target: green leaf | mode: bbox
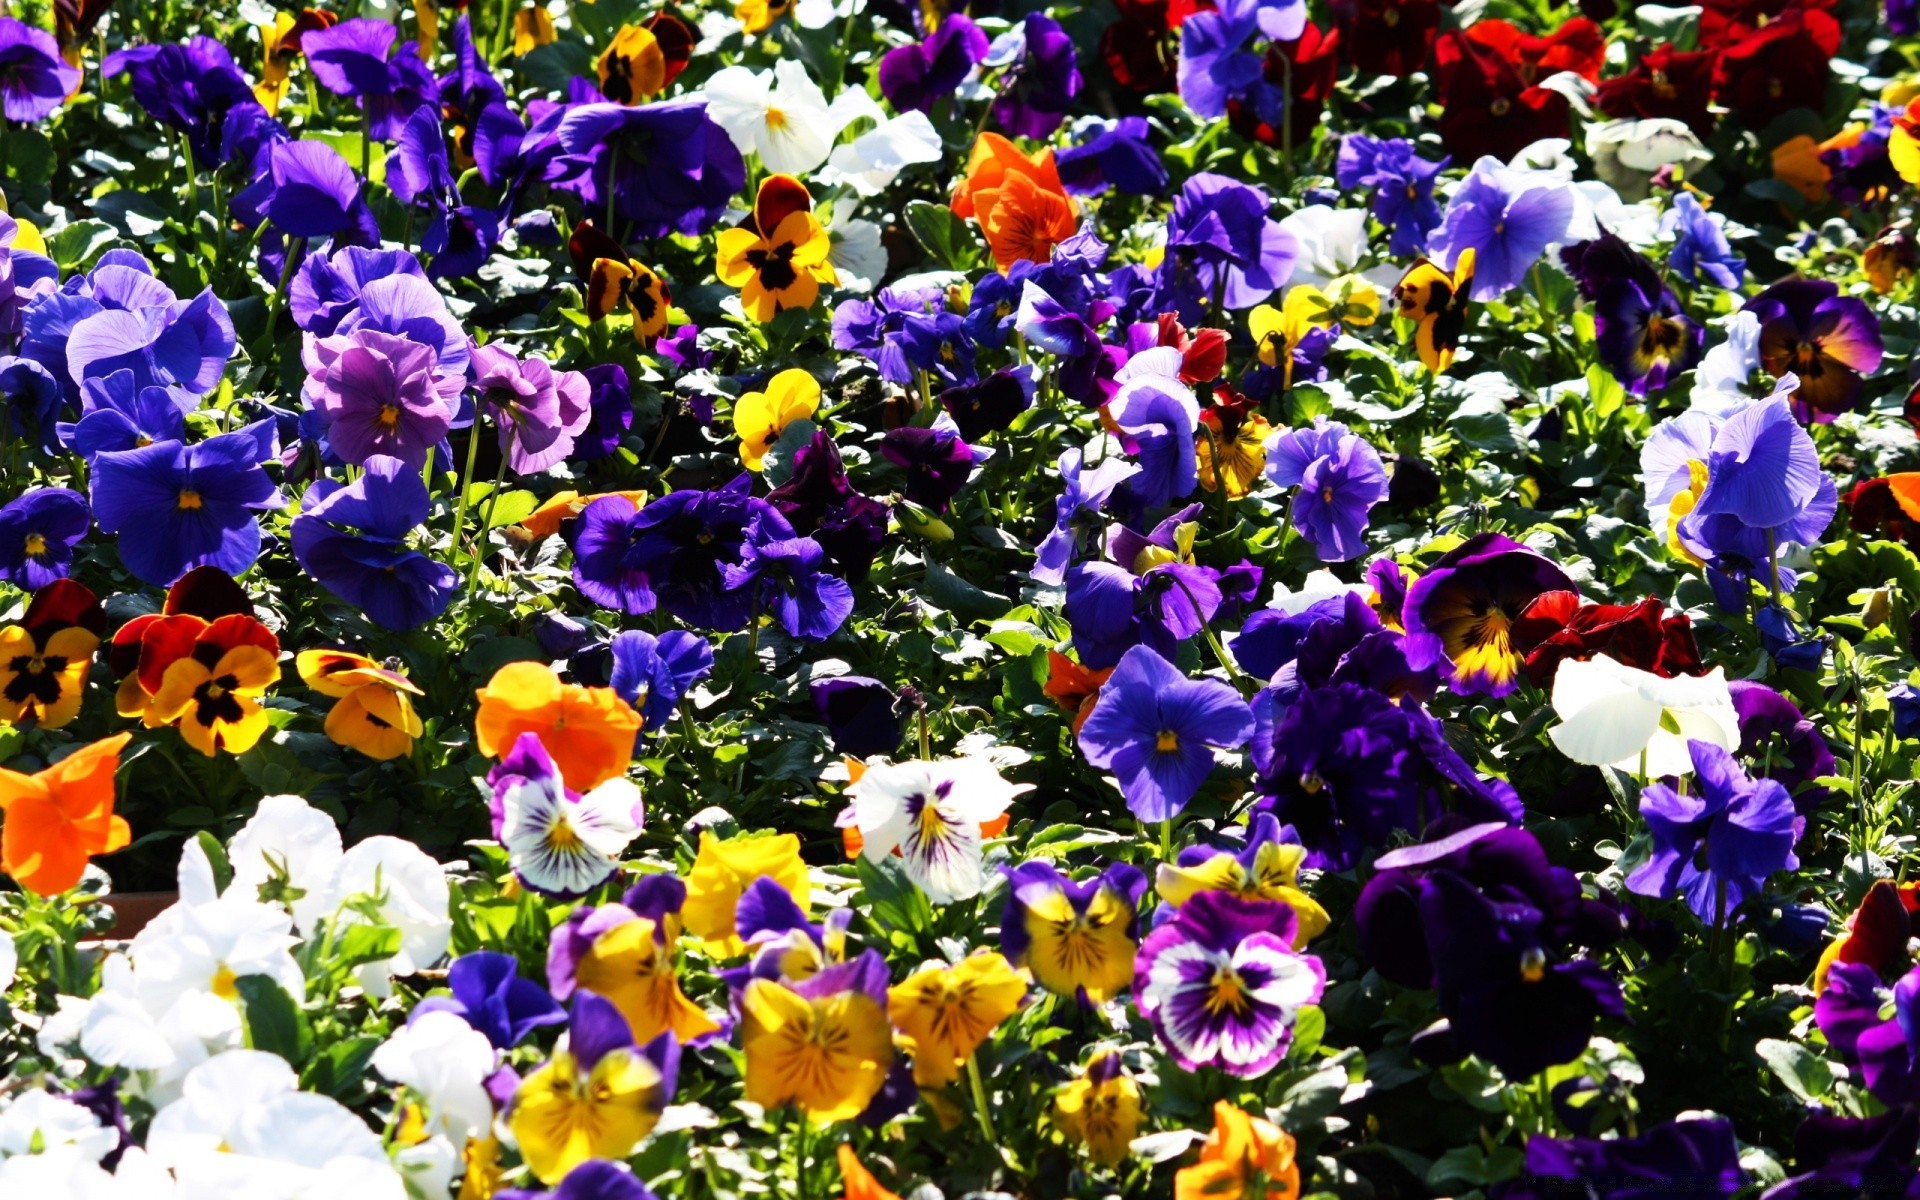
[904,200,977,270]
[335,923,404,969]
[194,832,234,894]
[760,418,819,487]
[461,637,544,679]
[235,975,314,1066]
[300,1035,382,1103]
[1289,385,1335,425]
[485,489,541,529]
[1755,1038,1834,1104]
[922,564,1012,624]
[45,220,123,273]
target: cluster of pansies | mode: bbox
[4,0,1920,1193]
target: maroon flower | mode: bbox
[1594,44,1717,136]
[1844,477,1920,550]
[1432,29,1572,161]
[1100,0,1180,93]
[1460,17,1606,86]
[1509,591,1704,688]
[1711,8,1840,129]
[1331,0,1438,77]
[1698,0,1837,47]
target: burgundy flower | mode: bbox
[1331,0,1438,77]
[1711,9,1840,129]
[1432,30,1572,161]
[1745,278,1884,422]
[1509,591,1704,689]
[1460,16,1605,86]
[1100,0,1179,93]
[1594,44,1717,136]
[1698,0,1837,46]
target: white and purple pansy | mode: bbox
[488,731,644,898]
[1134,888,1326,1077]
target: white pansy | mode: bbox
[148,1051,405,1200]
[822,110,943,197]
[1548,655,1739,778]
[795,0,860,27]
[1587,118,1712,203]
[1278,207,1370,288]
[324,837,452,998]
[0,1090,117,1162]
[495,744,645,898]
[393,1135,459,1200]
[372,1011,497,1145]
[1266,569,1373,614]
[829,214,888,293]
[1689,310,1765,417]
[704,59,839,176]
[226,795,345,935]
[0,1145,174,1198]
[846,757,1028,903]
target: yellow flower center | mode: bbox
[1519,947,1547,983]
[212,963,239,999]
[765,105,788,131]
[378,404,402,429]
[23,533,46,556]
[1205,965,1251,1015]
[1156,729,1180,752]
[178,489,204,510]
[549,818,583,852]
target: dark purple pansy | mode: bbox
[289,454,457,630]
[810,676,903,759]
[0,487,90,590]
[412,950,566,1050]
[879,14,987,114]
[988,14,1083,138]
[1745,278,1885,423]
[0,16,81,123]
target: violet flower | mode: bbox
[302,18,436,141]
[101,36,255,166]
[471,342,593,474]
[89,426,286,586]
[1156,173,1297,324]
[1626,738,1799,925]
[608,629,713,732]
[1264,419,1388,561]
[1177,0,1305,120]
[1427,158,1576,301]
[878,14,987,114]
[553,100,746,240]
[411,951,566,1051]
[1335,136,1446,258]
[0,17,81,123]
[290,455,457,630]
[987,14,1083,138]
[1077,643,1253,821]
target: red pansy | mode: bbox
[1594,44,1718,136]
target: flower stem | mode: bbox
[966,1052,998,1149]
[465,434,512,605]
[449,425,484,581]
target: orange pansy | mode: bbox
[474,660,643,790]
[0,732,133,894]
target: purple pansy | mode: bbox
[1077,643,1254,822]
[0,487,90,590]
[290,455,457,630]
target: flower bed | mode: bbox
[0,0,1918,1194]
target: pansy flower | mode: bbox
[89,425,286,588]
[491,729,641,898]
[1197,395,1273,501]
[1431,27,1575,160]
[735,368,819,472]
[0,732,132,894]
[740,951,894,1122]
[845,757,1024,904]
[0,16,83,122]
[1429,158,1574,302]
[988,13,1084,138]
[568,222,672,346]
[1509,591,1703,688]
[1497,1118,1744,1198]
[143,613,281,756]
[295,649,425,761]
[888,951,1027,1088]
[1745,279,1884,422]
[0,579,104,730]
[682,830,810,957]
[413,950,566,1051]
[1597,44,1717,136]
[595,22,672,105]
[0,487,88,591]
[1156,173,1297,323]
[1392,248,1475,374]
[1402,531,1575,697]
[766,432,890,584]
[1176,1102,1301,1200]
[548,877,722,1047]
[1000,861,1147,1003]
[301,326,458,469]
[552,99,746,240]
[507,991,679,1184]
[474,660,643,791]
[953,135,1080,272]
[1247,289,1340,393]
[1264,419,1389,562]
[255,7,337,114]
[1052,1051,1144,1168]
[104,564,251,720]
[716,175,837,324]
[1135,890,1325,1077]
[290,455,457,631]
[1077,644,1254,822]
[607,629,713,734]
[1042,652,1114,734]
[1710,9,1841,129]
[301,17,435,141]
[1625,738,1799,924]
[880,13,987,114]
[1157,814,1329,946]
